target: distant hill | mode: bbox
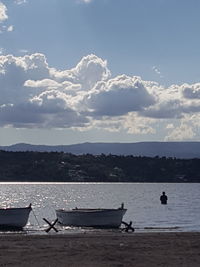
[0,142,200,159]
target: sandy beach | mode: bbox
[0,232,199,266]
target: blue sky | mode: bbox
[0,0,200,145]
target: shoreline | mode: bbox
[0,232,200,266]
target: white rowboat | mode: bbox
[56,204,127,228]
[0,204,32,229]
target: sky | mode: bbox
[0,0,200,145]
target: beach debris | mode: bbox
[43,218,58,233]
[121,221,135,232]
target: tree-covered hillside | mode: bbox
[0,150,200,182]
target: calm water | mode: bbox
[0,182,199,234]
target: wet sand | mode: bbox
[0,232,200,266]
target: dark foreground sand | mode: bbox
[0,232,200,267]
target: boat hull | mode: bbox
[0,206,32,229]
[56,208,127,228]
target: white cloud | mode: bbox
[7,25,14,32]
[123,113,156,135]
[141,99,183,119]
[0,2,8,22]
[79,0,93,3]
[0,47,4,54]
[91,118,123,133]
[0,52,200,141]
[14,0,27,4]
[165,113,200,141]
[19,49,29,54]
[0,53,50,106]
[83,75,155,116]
[0,53,93,128]
[51,54,111,90]
[165,122,195,141]
[181,83,200,99]
[152,66,160,75]
[152,66,163,78]
[25,79,61,89]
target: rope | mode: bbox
[31,208,41,228]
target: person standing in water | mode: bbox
[160,192,168,204]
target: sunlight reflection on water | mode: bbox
[0,182,199,234]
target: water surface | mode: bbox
[0,182,199,234]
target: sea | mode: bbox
[0,182,199,234]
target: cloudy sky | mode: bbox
[0,0,200,145]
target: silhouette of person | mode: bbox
[160,192,168,204]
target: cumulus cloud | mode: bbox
[0,53,50,106]
[181,83,200,99]
[0,52,200,141]
[0,53,109,128]
[83,75,155,116]
[141,99,183,119]
[165,122,195,141]
[123,113,156,135]
[51,54,111,90]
